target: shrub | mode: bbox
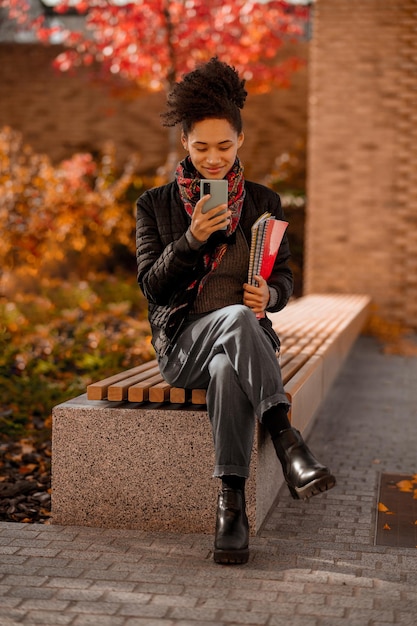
[0,274,154,439]
[0,128,164,439]
[0,126,143,277]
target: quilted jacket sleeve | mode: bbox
[136,185,204,306]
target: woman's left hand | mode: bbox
[243,275,270,314]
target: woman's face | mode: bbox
[181,118,244,179]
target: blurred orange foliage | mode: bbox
[0,127,159,440]
[0,126,141,277]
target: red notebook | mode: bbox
[259,218,289,280]
[247,213,288,319]
[248,213,288,285]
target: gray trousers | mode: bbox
[158,305,290,478]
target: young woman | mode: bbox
[136,58,335,565]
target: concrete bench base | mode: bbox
[52,397,284,535]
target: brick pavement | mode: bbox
[1,335,417,626]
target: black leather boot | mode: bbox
[213,487,249,565]
[273,428,336,500]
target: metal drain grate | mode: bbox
[375,473,417,548]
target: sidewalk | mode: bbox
[1,334,417,626]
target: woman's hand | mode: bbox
[190,194,231,242]
[243,275,270,314]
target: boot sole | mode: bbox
[288,474,336,500]
[213,547,249,565]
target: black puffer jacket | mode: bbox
[136,179,293,356]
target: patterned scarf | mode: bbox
[176,156,246,294]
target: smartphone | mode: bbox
[200,179,228,214]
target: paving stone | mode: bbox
[168,606,221,621]
[202,597,251,611]
[55,588,105,602]
[79,568,131,581]
[35,566,85,578]
[66,600,120,615]
[1,574,49,587]
[0,596,23,608]
[268,618,318,626]
[8,586,56,600]
[24,611,75,625]
[45,577,94,590]
[19,598,71,611]
[218,609,269,624]
[90,580,137,592]
[117,603,170,618]
[125,617,176,626]
[149,594,198,608]
[103,590,152,604]
[0,609,29,623]
[72,616,125,626]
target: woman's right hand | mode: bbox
[190,195,231,243]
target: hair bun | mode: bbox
[161,57,247,132]
[204,57,247,109]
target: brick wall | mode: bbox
[305,0,417,329]
[0,42,308,182]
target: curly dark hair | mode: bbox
[161,57,248,135]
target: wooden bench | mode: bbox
[52,294,371,535]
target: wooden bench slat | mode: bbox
[128,373,165,403]
[149,381,173,403]
[170,387,190,404]
[191,389,207,405]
